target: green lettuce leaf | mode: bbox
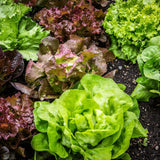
[131,36,160,101]
[17,16,49,61]
[0,1,49,61]
[31,74,147,160]
[0,1,30,50]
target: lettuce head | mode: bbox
[31,74,147,160]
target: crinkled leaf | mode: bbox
[0,1,30,50]
[14,0,67,7]
[103,0,160,63]
[0,2,49,61]
[17,17,49,61]
[24,36,109,99]
[34,0,105,42]
[0,93,35,143]
[142,46,160,81]
[31,74,147,159]
[131,82,159,102]
[0,48,24,92]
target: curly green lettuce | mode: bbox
[0,0,49,61]
[103,0,160,63]
[31,74,147,160]
[131,36,160,101]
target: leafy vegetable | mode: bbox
[0,93,35,158]
[103,0,160,63]
[0,92,35,140]
[0,0,49,61]
[31,74,147,160]
[131,36,160,101]
[34,0,105,42]
[14,0,68,7]
[0,92,35,155]
[14,0,114,9]
[0,47,24,93]
[12,35,114,100]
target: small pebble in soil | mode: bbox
[118,66,122,70]
[155,146,159,151]
[132,79,137,84]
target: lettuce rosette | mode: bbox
[31,74,147,160]
[12,35,114,100]
[103,0,160,63]
[131,36,160,101]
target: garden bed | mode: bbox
[0,0,160,160]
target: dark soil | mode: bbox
[107,59,160,160]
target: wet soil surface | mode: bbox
[107,59,160,160]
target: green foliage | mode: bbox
[0,1,49,61]
[103,0,160,63]
[31,74,147,160]
[131,36,160,101]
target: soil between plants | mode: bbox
[107,59,160,160]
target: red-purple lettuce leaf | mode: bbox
[0,47,24,92]
[34,0,105,42]
[20,35,113,99]
[0,93,35,141]
[14,0,67,7]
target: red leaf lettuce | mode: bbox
[0,93,35,141]
[34,0,105,42]
[12,35,114,100]
[0,47,24,93]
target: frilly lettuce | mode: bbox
[0,0,49,61]
[14,0,68,7]
[31,74,147,160]
[103,0,160,63]
[0,92,35,158]
[34,0,105,43]
[12,35,114,100]
[131,36,160,101]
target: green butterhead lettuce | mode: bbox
[131,36,160,101]
[103,0,160,63]
[0,0,49,61]
[31,74,147,160]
